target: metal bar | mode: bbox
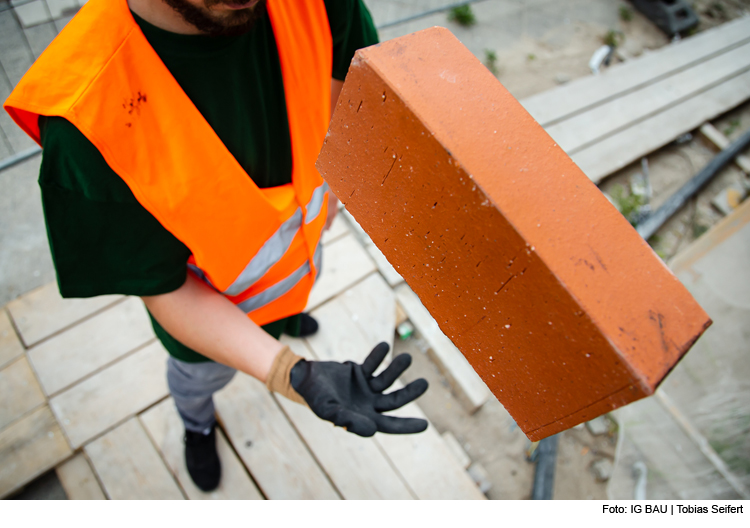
[0,145,42,172]
[531,434,559,500]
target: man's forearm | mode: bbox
[144,79,344,381]
[142,272,284,382]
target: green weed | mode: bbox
[692,223,709,239]
[609,184,646,226]
[603,29,624,48]
[448,5,476,27]
[723,119,741,137]
[619,5,633,22]
[484,49,499,75]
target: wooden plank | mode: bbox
[53,12,76,33]
[28,297,154,396]
[0,309,24,370]
[612,396,741,499]
[6,282,122,347]
[395,283,490,414]
[336,273,397,351]
[657,390,749,499]
[85,417,184,500]
[13,1,52,28]
[321,210,350,245]
[521,16,750,127]
[56,453,106,500]
[340,207,370,242]
[214,372,340,500]
[546,42,750,155]
[441,431,471,470]
[573,69,750,182]
[305,233,377,311]
[23,20,56,59]
[365,240,405,287]
[0,405,72,498]
[0,9,35,87]
[140,397,264,500]
[306,296,485,500]
[0,70,14,159]
[0,10,38,155]
[337,208,406,287]
[700,122,750,174]
[0,355,46,430]
[45,0,79,20]
[50,341,169,448]
[278,336,414,499]
[373,401,485,499]
[396,302,408,327]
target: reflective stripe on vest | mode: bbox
[236,244,323,314]
[223,181,328,297]
[4,0,333,326]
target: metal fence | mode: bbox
[0,0,85,167]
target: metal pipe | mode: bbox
[0,146,42,173]
[531,434,559,500]
[636,127,750,240]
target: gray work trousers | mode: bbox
[166,356,237,433]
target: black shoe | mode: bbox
[184,426,221,492]
[298,312,319,337]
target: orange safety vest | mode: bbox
[4,0,333,326]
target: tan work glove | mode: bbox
[265,345,307,406]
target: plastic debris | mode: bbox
[589,45,614,74]
[633,461,648,500]
[396,321,414,340]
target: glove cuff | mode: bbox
[265,345,307,406]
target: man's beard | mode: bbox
[162,0,267,37]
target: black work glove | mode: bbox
[289,342,429,437]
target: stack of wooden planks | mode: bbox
[521,16,750,183]
[0,215,484,500]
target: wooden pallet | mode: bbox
[521,16,750,183]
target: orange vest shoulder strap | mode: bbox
[5,0,332,294]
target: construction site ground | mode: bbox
[380,0,750,500]
[2,0,749,500]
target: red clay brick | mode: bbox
[316,28,711,440]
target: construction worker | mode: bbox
[4,0,428,492]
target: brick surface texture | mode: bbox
[316,28,711,440]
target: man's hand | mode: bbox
[290,342,429,437]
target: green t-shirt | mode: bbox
[38,1,378,362]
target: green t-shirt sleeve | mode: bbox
[325,0,379,80]
[38,115,191,298]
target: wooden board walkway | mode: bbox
[0,215,485,499]
[520,15,750,183]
